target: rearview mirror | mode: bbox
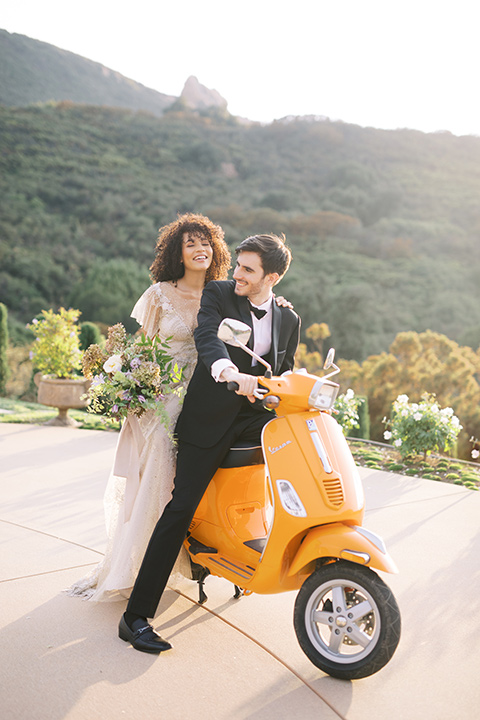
[217,318,252,347]
[218,318,272,377]
[323,348,336,370]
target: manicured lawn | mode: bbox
[0,398,120,432]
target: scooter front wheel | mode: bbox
[294,560,401,680]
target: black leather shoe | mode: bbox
[118,614,172,654]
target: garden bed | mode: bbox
[1,399,479,491]
[349,439,480,491]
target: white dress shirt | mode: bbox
[211,295,274,381]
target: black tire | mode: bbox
[294,560,401,680]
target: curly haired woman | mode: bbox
[68,213,231,600]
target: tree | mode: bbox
[0,303,9,395]
[295,323,332,373]
[69,259,150,332]
[295,343,323,374]
[306,322,331,360]
[79,321,103,351]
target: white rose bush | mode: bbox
[81,323,182,426]
[383,392,462,460]
[334,388,365,437]
[470,436,480,462]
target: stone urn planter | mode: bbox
[27,308,89,428]
[35,374,90,427]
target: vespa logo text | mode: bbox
[269,441,292,455]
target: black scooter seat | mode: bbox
[220,442,264,468]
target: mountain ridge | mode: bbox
[0,29,227,116]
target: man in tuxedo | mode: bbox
[119,234,300,653]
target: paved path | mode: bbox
[1,423,479,719]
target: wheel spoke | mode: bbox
[348,600,373,621]
[328,628,345,654]
[347,624,373,648]
[331,585,346,612]
[312,610,333,626]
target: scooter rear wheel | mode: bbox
[294,560,401,680]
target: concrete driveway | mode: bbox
[1,423,479,719]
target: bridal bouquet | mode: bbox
[82,323,183,427]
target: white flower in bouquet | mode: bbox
[103,355,123,374]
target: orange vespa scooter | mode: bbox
[184,319,401,680]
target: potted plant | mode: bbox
[27,307,89,426]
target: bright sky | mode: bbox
[3,0,480,136]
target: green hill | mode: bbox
[0,29,174,115]
[1,101,480,361]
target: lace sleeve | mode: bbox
[131,284,169,339]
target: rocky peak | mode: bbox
[180,75,227,111]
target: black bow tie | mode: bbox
[249,304,267,320]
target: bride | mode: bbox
[68,213,231,601]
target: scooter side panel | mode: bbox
[190,465,268,548]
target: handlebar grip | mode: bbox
[227,381,240,392]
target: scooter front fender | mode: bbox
[288,522,399,577]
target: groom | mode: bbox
[119,233,300,653]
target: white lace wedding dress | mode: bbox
[67,282,199,601]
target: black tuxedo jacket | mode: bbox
[175,280,300,448]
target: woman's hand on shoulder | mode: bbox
[274,295,293,309]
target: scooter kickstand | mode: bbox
[197,568,209,604]
[233,585,243,599]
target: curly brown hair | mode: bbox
[150,213,231,284]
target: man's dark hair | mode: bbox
[235,234,292,278]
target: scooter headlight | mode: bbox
[308,380,339,411]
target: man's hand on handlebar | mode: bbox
[221,368,258,402]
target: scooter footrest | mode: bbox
[187,536,218,555]
[243,538,267,553]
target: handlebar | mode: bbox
[226,380,268,400]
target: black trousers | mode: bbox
[126,406,271,619]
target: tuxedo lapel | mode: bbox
[271,301,281,373]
